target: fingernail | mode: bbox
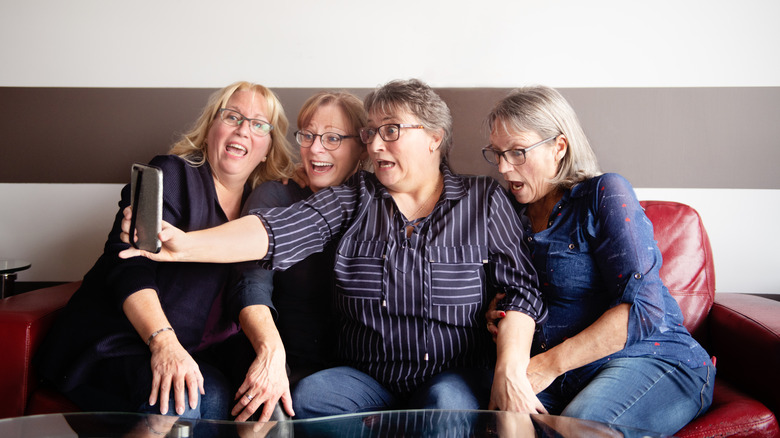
[499,311,506,318]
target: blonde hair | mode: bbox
[486,86,601,189]
[363,79,453,165]
[169,81,296,188]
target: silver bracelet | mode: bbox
[146,327,174,346]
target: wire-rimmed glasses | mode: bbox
[481,135,558,166]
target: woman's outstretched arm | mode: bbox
[119,207,269,263]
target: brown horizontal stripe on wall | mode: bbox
[1,87,778,189]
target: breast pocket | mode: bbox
[428,245,487,326]
[546,241,597,300]
[335,238,386,300]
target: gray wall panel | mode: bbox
[1,87,777,188]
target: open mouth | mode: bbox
[226,143,248,157]
[509,181,524,191]
[376,160,395,169]
[310,161,334,173]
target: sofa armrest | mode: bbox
[708,293,780,415]
[0,282,80,418]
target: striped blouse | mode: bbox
[252,164,546,395]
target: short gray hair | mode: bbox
[364,79,453,165]
[486,85,601,189]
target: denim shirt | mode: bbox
[518,173,712,374]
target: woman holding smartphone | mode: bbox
[35,81,297,420]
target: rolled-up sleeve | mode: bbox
[591,173,667,345]
[489,186,547,323]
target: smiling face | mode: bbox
[205,89,272,186]
[490,124,566,206]
[301,103,366,192]
[366,108,442,195]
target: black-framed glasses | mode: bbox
[482,135,558,166]
[294,129,359,151]
[218,108,274,136]
[359,123,424,144]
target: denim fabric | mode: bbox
[537,356,715,435]
[517,173,715,432]
[291,366,492,419]
[517,173,711,369]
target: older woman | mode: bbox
[228,91,368,421]
[35,81,297,420]
[119,79,547,419]
[484,86,714,435]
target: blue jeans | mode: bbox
[537,356,715,435]
[291,366,493,419]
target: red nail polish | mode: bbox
[499,311,506,318]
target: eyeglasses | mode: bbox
[482,135,558,166]
[359,123,424,144]
[218,108,274,136]
[294,129,359,151]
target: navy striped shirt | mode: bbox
[252,165,546,394]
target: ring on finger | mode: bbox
[246,394,254,402]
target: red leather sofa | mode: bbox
[0,201,778,436]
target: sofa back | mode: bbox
[640,200,716,344]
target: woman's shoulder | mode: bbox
[245,180,310,210]
[148,154,213,183]
[573,172,634,197]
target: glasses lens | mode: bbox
[220,109,241,126]
[359,128,375,143]
[482,148,499,165]
[322,133,342,150]
[250,121,273,136]
[378,124,400,142]
[505,150,525,165]
[296,130,315,146]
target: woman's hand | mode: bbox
[490,311,547,414]
[490,363,548,414]
[148,331,204,415]
[119,206,189,261]
[232,345,292,422]
[486,292,507,342]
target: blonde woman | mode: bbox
[36,81,296,420]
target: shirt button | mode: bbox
[568,243,575,250]
[548,221,553,227]
[541,343,547,350]
[527,236,533,242]
[634,273,642,279]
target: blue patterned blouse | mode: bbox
[516,173,712,377]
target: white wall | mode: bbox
[1,0,778,294]
[1,0,778,88]
[2,184,778,294]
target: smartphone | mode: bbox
[130,163,163,253]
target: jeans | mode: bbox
[537,356,715,435]
[291,366,493,419]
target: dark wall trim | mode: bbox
[2,87,778,188]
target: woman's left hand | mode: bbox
[232,345,292,422]
[490,364,548,414]
[486,292,507,342]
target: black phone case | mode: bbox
[130,163,163,253]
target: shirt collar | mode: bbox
[374,162,467,201]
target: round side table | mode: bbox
[0,259,31,298]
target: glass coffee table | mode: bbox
[0,410,668,437]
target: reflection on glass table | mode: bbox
[0,410,669,437]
